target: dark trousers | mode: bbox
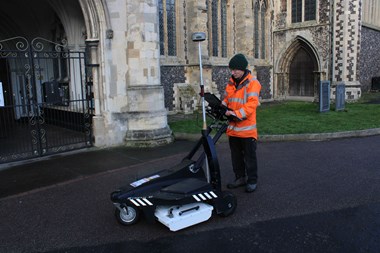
[228,136,258,184]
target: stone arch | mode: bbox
[48,0,112,144]
[44,0,111,119]
[275,36,321,99]
[78,0,111,41]
[76,0,112,122]
[0,0,114,160]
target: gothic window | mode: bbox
[220,0,227,57]
[208,0,228,58]
[292,0,316,23]
[260,2,266,58]
[159,2,164,55]
[362,0,380,28]
[292,0,302,23]
[159,0,177,56]
[254,2,259,58]
[253,0,267,59]
[304,0,316,21]
[211,0,219,57]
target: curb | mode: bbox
[173,128,380,142]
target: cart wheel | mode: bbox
[115,205,140,225]
[218,191,237,217]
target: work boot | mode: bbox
[227,177,246,189]
[245,183,257,193]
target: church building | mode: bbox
[0,0,379,163]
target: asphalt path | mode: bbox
[0,136,379,253]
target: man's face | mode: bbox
[231,69,245,79]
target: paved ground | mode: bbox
[0,140,196,199]
[0,134,379,253]
[1,92,380,253]
[2,126,380,200]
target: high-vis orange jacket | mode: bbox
[222,71,261,139]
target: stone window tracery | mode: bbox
[208,0,228,58]
[159,0,177,56]
[291,0,316,23]
[253,0,267,59]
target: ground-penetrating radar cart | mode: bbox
[110,32,237,231]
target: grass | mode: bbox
[169,92,380,135]
[168,113,207,134]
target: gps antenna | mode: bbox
[192,32,207,131]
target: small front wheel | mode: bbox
[218,191,237,217]
[115,205,140,225]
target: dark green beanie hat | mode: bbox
[229,53,248,70]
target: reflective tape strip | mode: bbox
[193,195,201,202]
[193,192,218,202]
[233,79,249,91]
[128,198,153,207]
[198,194,207,201]
[129,199,140,207]
[228,93,259,105]
[239,108,246,119]
[244,87,247,103]
[247,92,259,98]
[204,192,212,199]
[228,124,257,132]
[136,198,146,206]
[228,97,244,104]
[143,198,153,206]
[209,191,218,198]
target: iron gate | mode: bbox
[0,37,93,164]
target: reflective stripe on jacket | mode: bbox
[222,71,261,139]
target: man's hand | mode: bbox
[225,110,235,116]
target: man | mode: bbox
[222,53,261,193]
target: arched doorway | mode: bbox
[289,47,316,96]
[276,36,320,100]
[0,0,95,163]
